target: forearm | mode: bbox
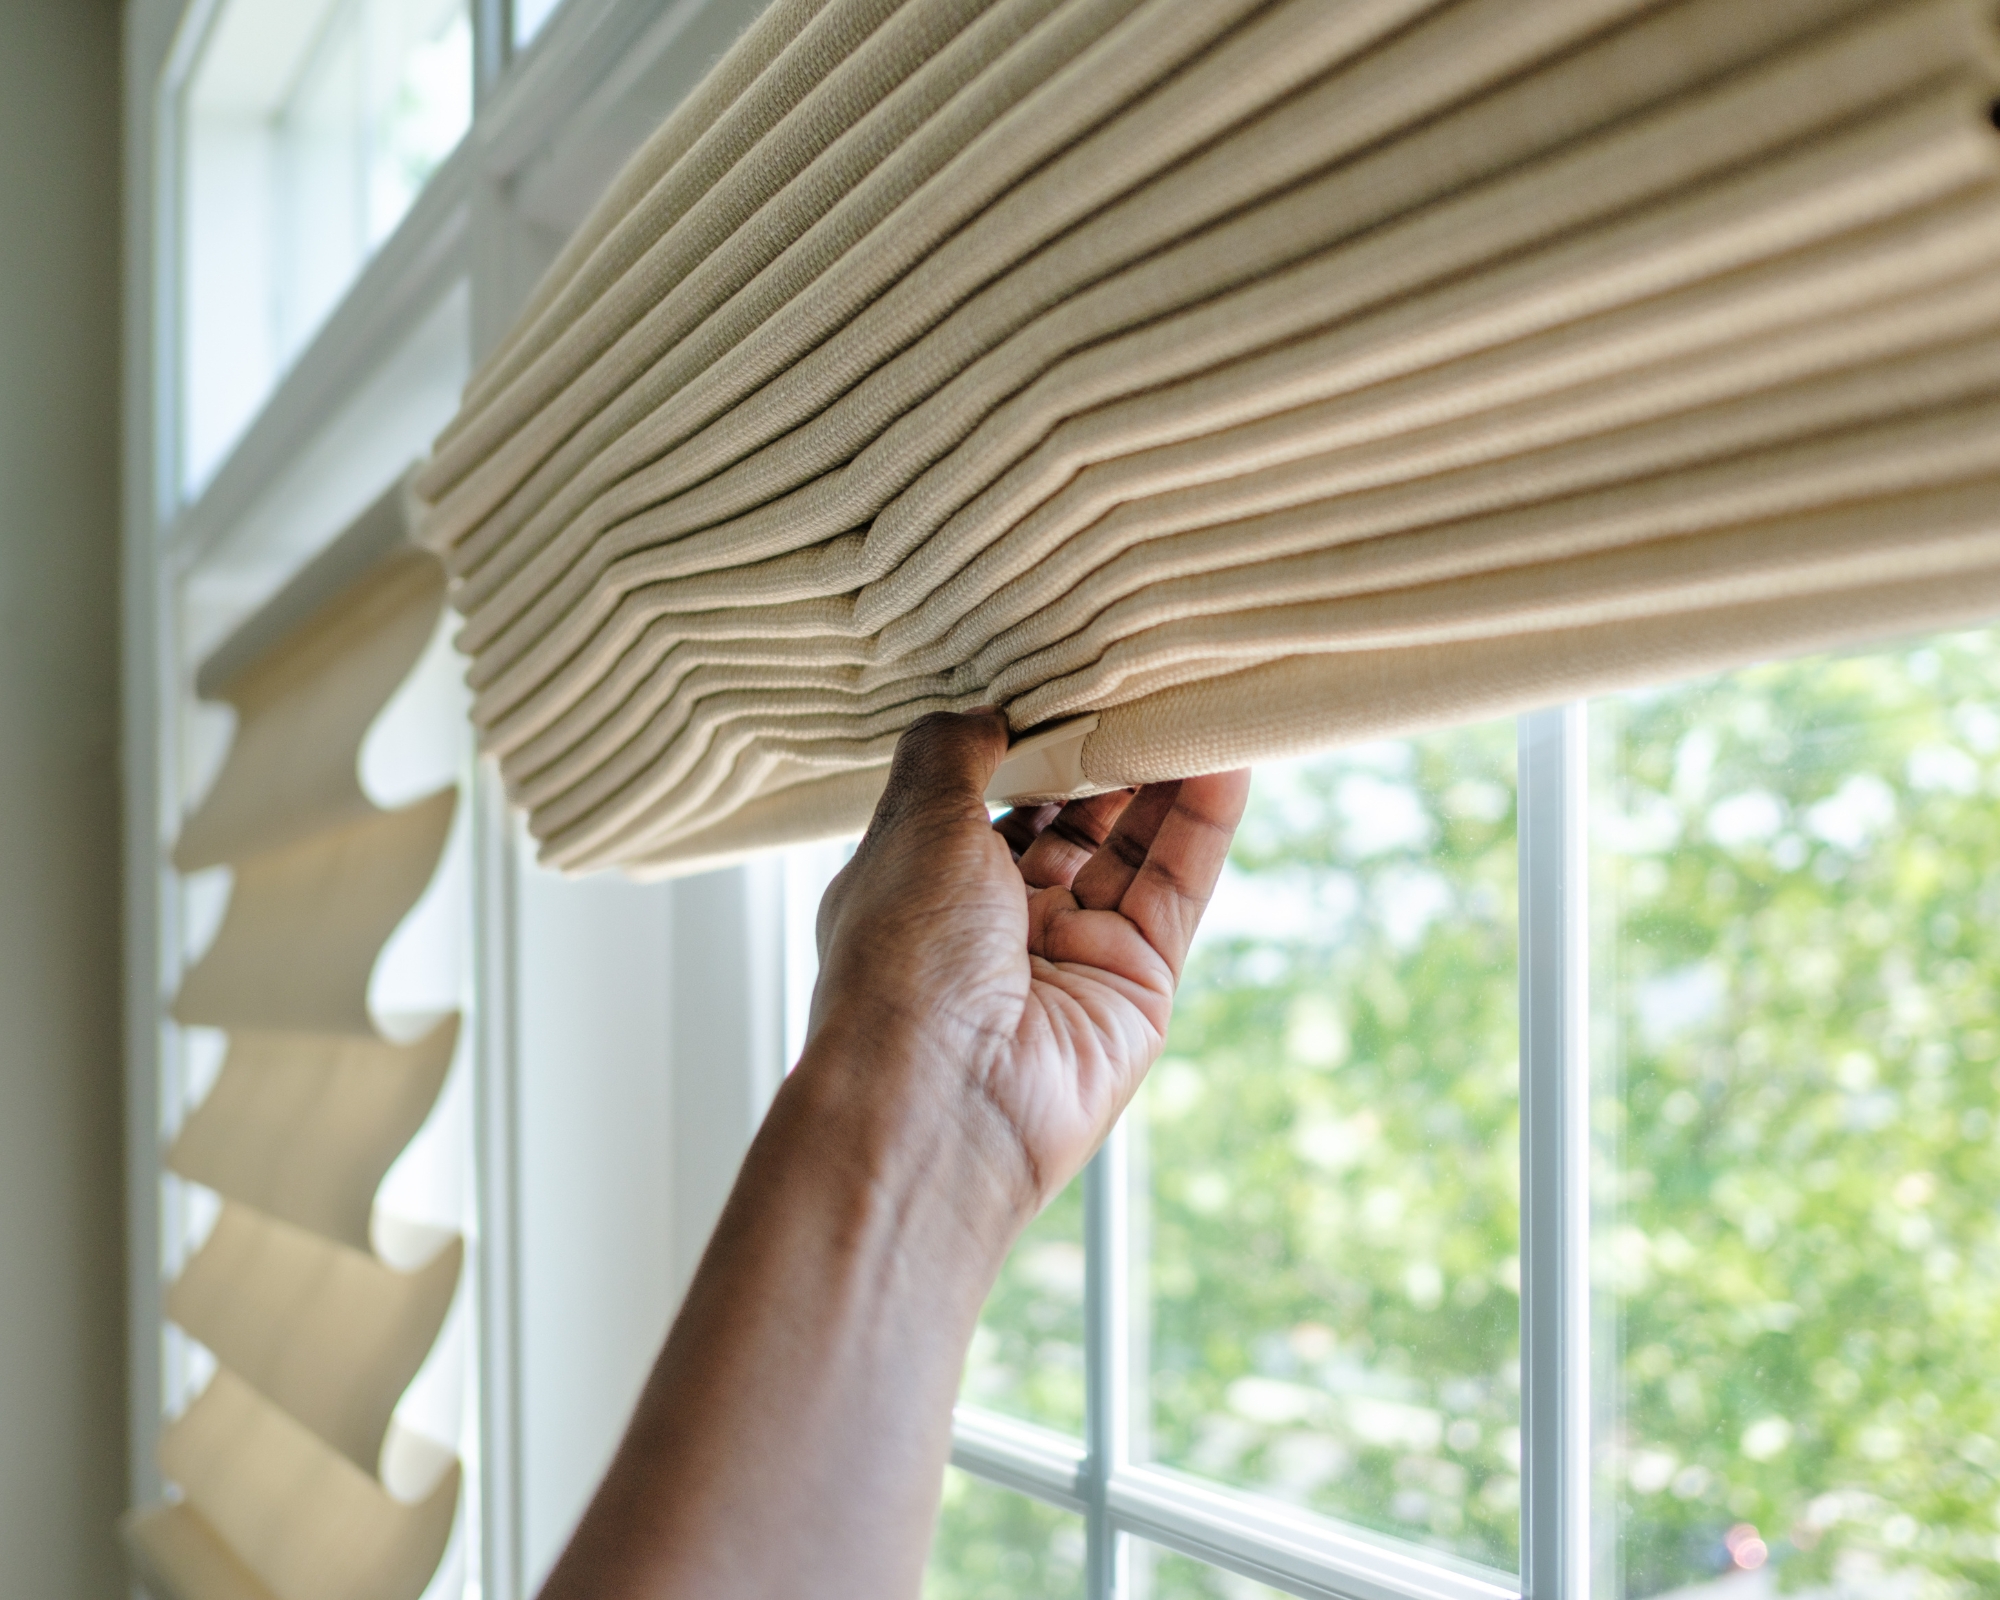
[531,715,1245,1598]
[538,1028,1029,1600]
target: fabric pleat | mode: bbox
[417,0,2000,875]
[167,1022,458,1253]
[166,1206,462,1476]
[172,793,458,1036]
[125,501,462,1600]
[125,1503,274,1600]
[143,1371,460,1600]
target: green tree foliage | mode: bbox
[1138,725,1522,1574]
[959,1176,1087,1436]
[1596,633,2000,1598]
[1135,1545,1291,1597]
[926,1467,1084,1600]
[930,631,2000,1599]
[932,726,1525,1595]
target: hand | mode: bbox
[537,712,1246,1600]
[805,710,1249,1218]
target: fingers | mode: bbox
[863,708,1010,847]
[815,710,1025,1037]
[993,803,1058,859]
[1069,782,1182,909]
[1013,789,1135,889]
[1070,770,1250,979]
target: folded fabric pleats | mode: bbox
[125,483,462,1600]
[417,0,2000,875]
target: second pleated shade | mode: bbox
[125,482,464,1600]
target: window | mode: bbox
[128,1,2000,1597]
[180,0,472,489]
[931,1467,1088,1600]
[919,729,1536,1600]
[1132,729,1520,1568]
[912,633,2000,1600]
[512,0,566,50]
[136,4,784,1599]
[1593,632,2000,1597]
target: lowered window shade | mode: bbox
[125,479,463,1600]
[415,0,2000,876]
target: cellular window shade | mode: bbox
[416,0,2000,876]
[124,480,463,1600]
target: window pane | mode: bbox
[514,0,565,47]
[962,1175,1086,1435]
[184,0,472,490]
[1136,729,1522,1569]
[1132,1542,1292,1599]
[1592,631,2000,1597]
[925,1467,1085,1600]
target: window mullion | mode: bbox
[471,763,524,1600]
[1517,706,1591,1600]
[1084,1126,1129,1596]
[473,0,511,105]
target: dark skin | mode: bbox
[538,710,1250,1600]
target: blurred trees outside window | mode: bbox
[928,628,2000,1600]
[1595,631,2000,1599]
[1133,724,1521,1573]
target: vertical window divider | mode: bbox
[1085,1124,1130,1597]
[472,760,524,1600]
[1517,705,1591,1600]
[473,0,512,103]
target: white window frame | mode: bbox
[949,706,1589,1600]
[120,4,1594,1597]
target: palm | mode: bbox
[987,899,1175,1190]
[923,775,1254,1207]
[812,714,1247,1211]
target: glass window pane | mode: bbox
[514,0,566,47]
[1592,630,2000,1597]
[1136,728,1522,1569]
[925,1467,1085,1600]
[183,0,472,490]
[961,1176,1085,1435]
[1132,1542,1293,1599]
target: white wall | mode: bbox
[515,858,679,1588]
[0,2,129,1594]
[512,856,787,1591]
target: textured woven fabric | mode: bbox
[124,510,461,1600]
[419,0,2000,875]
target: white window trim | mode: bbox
[947,709,1589,1600]
[121,4,1597,1596]
[1517,704,1592,1600]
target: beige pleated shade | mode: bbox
[126,482,463,1600]
[167,1022,458,1253]
[144,1371,461,1600]
[417,0,2000,876]
[173,793,458,1036]
[166,1205,463,1474]
[126,1504,276,1600]
[175,484,445,870]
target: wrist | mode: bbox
[778,1020,1035,1277]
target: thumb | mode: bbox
[866,708,1010,844]
[819,707,1011,952]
